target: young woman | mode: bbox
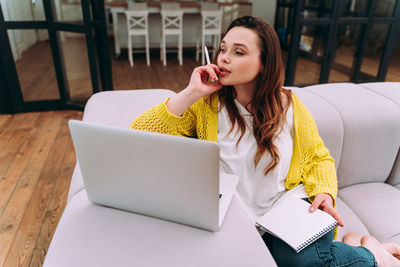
[130,16,400,266]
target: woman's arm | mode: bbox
[167,64,222,117]
[294,96,343,225]
[130,64,222,136]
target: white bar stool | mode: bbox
[125,2,150,67]
[160,3,183,66]
[196,3,222,65]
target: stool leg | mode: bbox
[160,33,163,62]
[201,34,205,65]
[163,34,167,66]
[128,35,133,67]
[216,33,221,57]
[196,31,200,61]
[146,34,150,66]
[212,35,217,59]
[179,34,182,66]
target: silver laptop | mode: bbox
[69,120,239,231]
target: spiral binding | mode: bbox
[295,221,339,253]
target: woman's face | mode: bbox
[217,26,263,88]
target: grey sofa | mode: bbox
[44,82,400,266]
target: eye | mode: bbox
[235,50,244,55]
[220,48,226,53]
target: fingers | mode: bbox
[196,64,220,83]
[323,205,345,227]
[309,197,323,212]
[210,82,223,90]
[309,194,345,227]
[209,64,221,75]
[187,65,222,97]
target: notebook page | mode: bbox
[256,196,338,252]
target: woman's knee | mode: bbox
[330,241,377,267]
[268,234,332,267]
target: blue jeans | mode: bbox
[262,230,378,267]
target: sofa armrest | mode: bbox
[83,89,176,128]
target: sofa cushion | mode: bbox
[303,83,400,188]
[44,190,275,267]
[358,82,400,189]
[67,164,84,201]
[338,182,400,243]
[387,151,400,189]
[335,197,370,242]
[358,82,400,106]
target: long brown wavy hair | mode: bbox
[213,16,292,175]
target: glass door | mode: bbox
[0,0,112,114]
[275,0,400,86]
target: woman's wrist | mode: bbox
[166,87,202,117]
[181,86,204,103]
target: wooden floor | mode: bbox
[0,110,82,266]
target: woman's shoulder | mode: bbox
[285,90,315,123]
[281,88,295,109]
[283,89,304,110]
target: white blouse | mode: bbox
[217,99,306,222]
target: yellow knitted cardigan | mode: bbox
[131,92,338,237]
[130,92,338,203]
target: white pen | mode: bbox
[204,46,217,84]
[204,46,211,65]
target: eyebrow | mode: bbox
[221,40,248,49]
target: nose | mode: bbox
[221,53,230,64]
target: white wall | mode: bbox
[1,0,43,61]
[0,0,18,60]
[6,0,37,59]
[250,0,276,26]
[218,0,256,32]
[32,0,49,41]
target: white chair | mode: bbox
[125,3,150,66]
[196,3,222,65]
[160,3,183,66]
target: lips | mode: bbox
[218,67,231,76]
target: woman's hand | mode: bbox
[185,64,223,99]
[166,64,223,117]
[309,193,344,227]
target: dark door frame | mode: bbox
[0,60,12,114]
[275,0,400,86]
[0,0,113,114]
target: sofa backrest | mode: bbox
[78,85,400,191]
[295,83,400,189]
[83,89,176,128]
[357,82,400,189]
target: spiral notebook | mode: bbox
[255,196,338,253]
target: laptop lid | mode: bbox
[69,120,225,231]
